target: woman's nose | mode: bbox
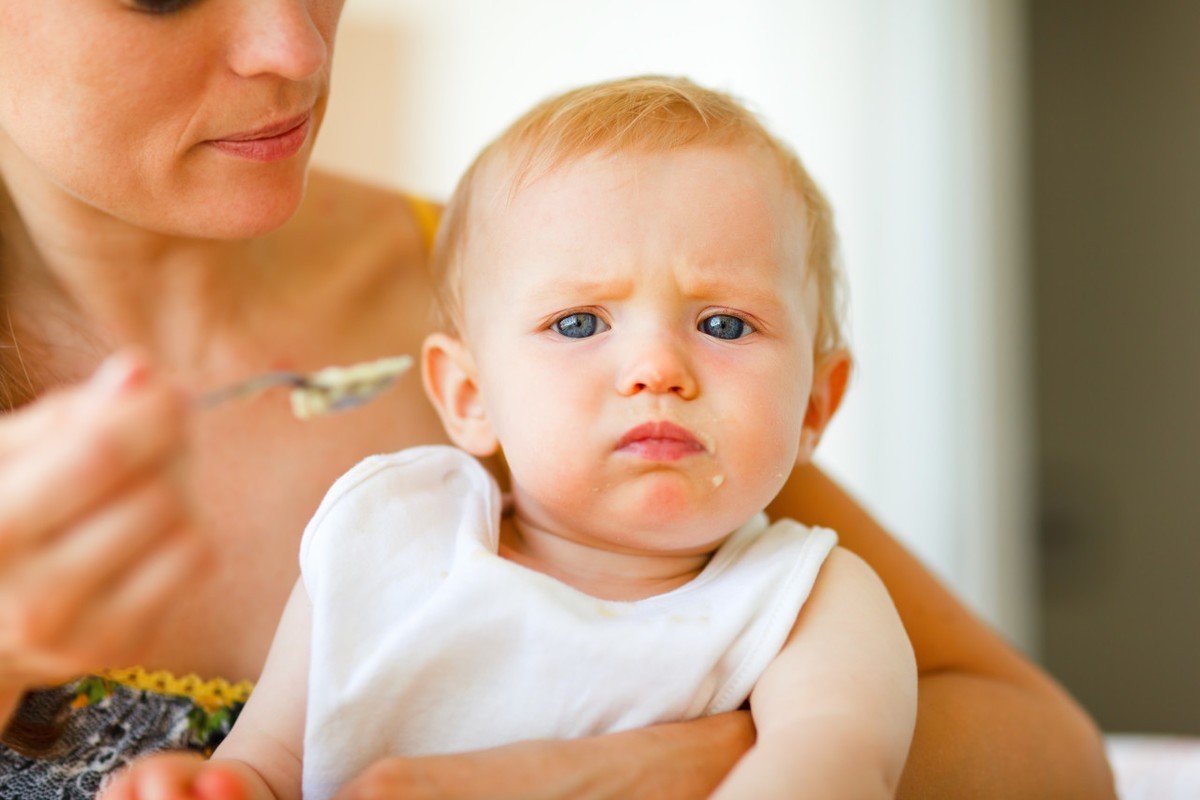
[226,0,332,82]
[616,336,699,399]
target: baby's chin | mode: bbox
[576,475,761,550]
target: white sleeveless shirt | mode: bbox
[300,445,837,800]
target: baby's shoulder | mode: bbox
[308,446,495,531]
[300,446,498,572]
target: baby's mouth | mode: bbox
[615,421,709,461]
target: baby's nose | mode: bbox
[616,339,698,398]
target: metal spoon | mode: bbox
[196,355,414,419]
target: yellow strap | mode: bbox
[407,195,442,254]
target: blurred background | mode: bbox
[313,0,1199,738]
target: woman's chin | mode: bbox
[159,179,308,240]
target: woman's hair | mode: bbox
[0,178,39,411]
[432,75,847,358]
[0,176,62,756]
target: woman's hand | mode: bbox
[333,712,755,800]
[0,353,211,722]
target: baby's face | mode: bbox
[460,144,825,554]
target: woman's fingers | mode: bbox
[64,516,213,674]
[0,471,201,673]
[0,352,207,685]
[0,353,188,559]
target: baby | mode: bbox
[104,75,916,800]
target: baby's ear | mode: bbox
[421,332,499,457]
[797,349,852,463]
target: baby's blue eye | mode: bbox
[553,313,608,339]
[699,314,753,340]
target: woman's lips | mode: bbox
[616,421,707,461]
[206,113,312,162]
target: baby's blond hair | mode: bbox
[432,75,847,357]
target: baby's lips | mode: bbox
[616,420,704,450]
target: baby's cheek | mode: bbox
[500,412,590,496]
[742,399,805,475]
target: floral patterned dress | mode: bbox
[0,668,252,800]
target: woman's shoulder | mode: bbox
[302,169,442,240]
[256,170,444,355]
[276,170,441,293]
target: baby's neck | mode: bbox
[498,514,720,602]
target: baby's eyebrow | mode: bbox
[523,276,634,305]
[518,267,793,311]
[677,273,786,309]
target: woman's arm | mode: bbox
[766,463,1115,799]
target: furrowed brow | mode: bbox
[523,275,634,306]
[681,272,787,311]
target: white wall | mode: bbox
[314,0,1035,649]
